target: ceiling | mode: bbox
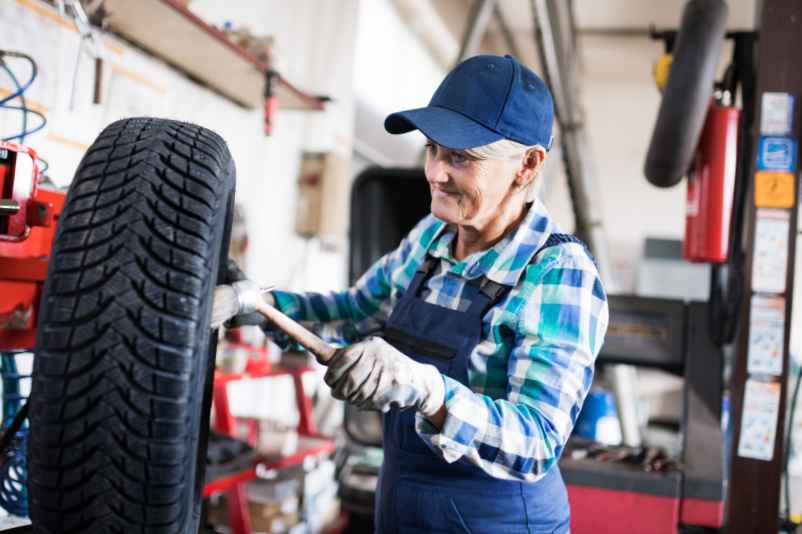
[501,0,757,31]
[427,0,758,68]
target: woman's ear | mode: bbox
[514,147,546,188]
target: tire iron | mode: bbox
[211,281,336,364]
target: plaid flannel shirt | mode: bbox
[272,198,609,481]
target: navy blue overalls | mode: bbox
[375,233,582,533]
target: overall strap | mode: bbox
[465,276,512,316]
[536,233,598,267]
[403,219,451,299]
[408,254,511,317]
[461,234,596,317]
[406,256,438,298]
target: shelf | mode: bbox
[102,0,325,111]
[203,436,336,498]
[213,364,315,386]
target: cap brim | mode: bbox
[384,105,503,150]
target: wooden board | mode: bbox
[102,0,324,111]
[725,3,802,531]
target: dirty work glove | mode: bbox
[324,337,446,417]
[223,258,275,328]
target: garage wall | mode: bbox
[354,28,688,294]
[0,0,359,295]
[188,0,359,293]
[352,26,691,296]
[0,1,790,306]
[573,34,687,292]
[0,0,684,299]
[352,0,446,167]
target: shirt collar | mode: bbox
[427,197,557,287]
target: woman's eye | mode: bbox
[450,152,468,165]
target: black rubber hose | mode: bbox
[644,0,729,188]
[0,401,27,457]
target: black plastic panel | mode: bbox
[346,167,430,447]
[349,167,430,283]
[600,295,686,373]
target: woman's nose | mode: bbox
[425,157,448,184]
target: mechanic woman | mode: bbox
[234,55,609,533]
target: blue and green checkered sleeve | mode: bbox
[270,256,398,348]
[271,215,442,349]
[415,245,609,481]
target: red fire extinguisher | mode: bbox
[683,99,741,263]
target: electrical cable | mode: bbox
[0,51,43,143]
[38,156,50,175]
[0,353,30,517]
[1,63,28,144]
[708,34,756,347]
[784,361,802,522]
[0,106,46,141]
[0,51,36,106]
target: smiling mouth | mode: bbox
[431,187,459,196]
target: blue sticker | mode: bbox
[757,136,798,172]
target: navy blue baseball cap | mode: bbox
[384,54,554,150]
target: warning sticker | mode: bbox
[761,92,795,135]
[757,136,798,172]
[752,209,789,294]
[747,295,786,376]
[755,171,796,208]
[738,379,781,461]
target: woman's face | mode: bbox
[424,141,522,228]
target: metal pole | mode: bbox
[530,0,612,285]
[531,0,643,447]
[456,0,497,63]
[0,200,20,216]
[492,3,523,61]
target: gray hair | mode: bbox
[464,139,546,201]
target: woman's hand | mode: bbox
[222,258,275,328]
[324,337,445,416]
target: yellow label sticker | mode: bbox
[755,171,796,208]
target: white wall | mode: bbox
[0,0,358,295]
[189,0,359,293]
[351,0,447,166]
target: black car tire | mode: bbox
[28,117,235,534]
[644,0,729,188]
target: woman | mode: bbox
[233,54,608,533]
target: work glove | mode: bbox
[223,258,275,328]
[324,336,446,417]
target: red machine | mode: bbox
[0,140,65,350]
[684,102,741,263]
[562,298,726,534]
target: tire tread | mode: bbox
[29,118,235,534]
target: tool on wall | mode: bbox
[263,69,279,136]
[62,0,105,108]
